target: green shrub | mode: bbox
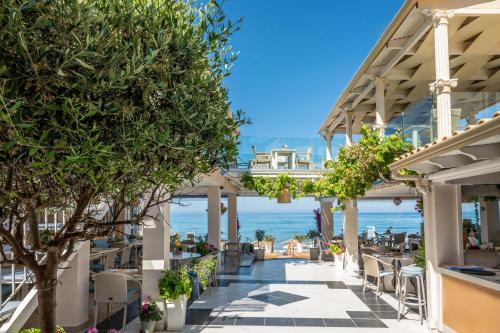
[158,267,192,301]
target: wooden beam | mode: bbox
[328,113,345,132]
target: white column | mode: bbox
[227,193,238,243]
[207,186,221,272]
[374,77,386,135]
[344,110,353,147]
[423,183,462,330]
[343,200,358,271]
[142,198,170,329]
[343,109,357,270]
[207,186,221,248]
[429,10,457,138]
[56,241,90,329]
[480,199,500,243]
[324,134,333,161]
[320,200,333,242]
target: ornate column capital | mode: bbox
[422,9,454,25]
[429,78,457,94]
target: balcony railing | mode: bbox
[233,136,328,171]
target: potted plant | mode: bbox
[306,229,321,260]
[294,234,306,253]
[254,229,265,260]
[327,241,345,262]
[158,267,192,330]
[241,173,299,204]
[263,235,275,253]
[139,297,164,333]
[272,174,298,204]
[194,241,217,256]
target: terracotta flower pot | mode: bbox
[277,188,291,203]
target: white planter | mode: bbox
[167,294,187,331]
[296,242,303,253]
[263,241,274,253]
[254,248,265,261]
[141,320,157,333]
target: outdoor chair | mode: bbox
[296,147,313,170]
[93,272,141,329]
[250,145,272,169]
[119,246,131,268]
[362,254,399,297]
[223,242,240,267]
[90,251,117,272]
[207,255,219,295]
[374,232,387,245]
[407,234,420,251]
[392,233,407,253]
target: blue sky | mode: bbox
[223,0,404,138]
[176,1,411,214]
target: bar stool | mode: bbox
[398,266,427,325]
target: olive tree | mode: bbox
[0,0,244,331]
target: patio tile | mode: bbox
[366,304,397,312]
[373,311,400,319]
[346,311,378,319]
[264,317,295,326]
[323,318,357,327]
[235,317,265,326]
[326,281,348,289]
[210,316,236,325]
[294,318,326,327]
[352,318,388,328]
[185,308,213,325]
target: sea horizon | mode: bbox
[169,211,434,246]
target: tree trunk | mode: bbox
[36,249,59,333]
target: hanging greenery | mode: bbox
[241,173,299,199]
[241,126,411,209]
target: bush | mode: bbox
[158,267,192,301]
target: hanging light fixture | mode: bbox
[393,197,402,206]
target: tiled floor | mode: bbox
[124,259,431,333]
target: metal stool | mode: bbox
[398,266,427,325]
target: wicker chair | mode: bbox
[90,251,117,272]
[362,254,399,297]
[93,272,141,328]
[119,246,132,268]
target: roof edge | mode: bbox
[318,0,419,135]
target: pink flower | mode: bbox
[142,303,149,311]
[86,328,99,333]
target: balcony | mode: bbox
[232,136,328,172]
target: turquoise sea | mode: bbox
[169,211,427,245]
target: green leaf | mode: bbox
[29,147,39,156]
[74,58,95,70]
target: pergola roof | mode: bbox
[318,0,500,136]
